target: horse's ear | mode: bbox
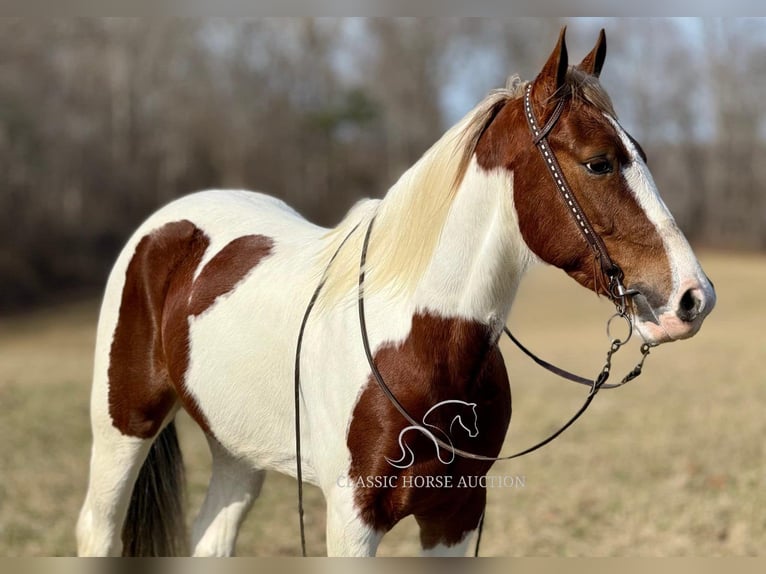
[579,28,607,78]
[535,26,568,97]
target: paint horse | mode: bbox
[77,29,716,556]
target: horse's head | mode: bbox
[476,28,715,346]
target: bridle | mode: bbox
[292,80,653,556]
[523,83,637,306]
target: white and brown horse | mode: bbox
[77,29,715,556]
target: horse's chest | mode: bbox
[346,312,512,531]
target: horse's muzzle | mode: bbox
[633,275,716,345]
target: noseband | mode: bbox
[292,81,653,557]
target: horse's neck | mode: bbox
[410,158,535,330]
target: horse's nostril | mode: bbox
[677,288,701,323]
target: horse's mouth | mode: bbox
[626,275,716,347]
[628,292,675,345]
[631,295,705,345]
[631,293,661,326]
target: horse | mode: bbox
[76,28,716,557]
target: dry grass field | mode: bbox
[0,251,763,556]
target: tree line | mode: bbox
[1,18,763,311]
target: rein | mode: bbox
[356,216,651,466]
[292,81,653,557]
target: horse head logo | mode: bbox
[385,400,479,469]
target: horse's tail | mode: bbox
[122,421,188,556]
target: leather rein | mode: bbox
[293,82,653,556]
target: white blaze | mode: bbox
[605,115,716,343]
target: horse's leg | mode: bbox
[324,484,384,556]
[415,488,485,557]
[76,423,154,556]
[191,437,265,556]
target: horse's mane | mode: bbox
[314,78,522,310]
[315,70,614,310]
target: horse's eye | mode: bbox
[585,158,613,175]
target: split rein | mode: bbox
[356,216,652,467]
[292,82,655,556]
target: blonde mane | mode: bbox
[315,77,526,310]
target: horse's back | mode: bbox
[103,188,324,314]
[98,189,319,339]
[139,189,322,242]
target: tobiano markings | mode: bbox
[107,220,274,439]
[346,312,511,547]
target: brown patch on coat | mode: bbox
[108,221,273,439]
[474,83,673,307]
[347,313,511,549]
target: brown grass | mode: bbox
[0,251,763,556]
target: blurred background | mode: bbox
[1,17,765,312]
[1,18,765,556]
